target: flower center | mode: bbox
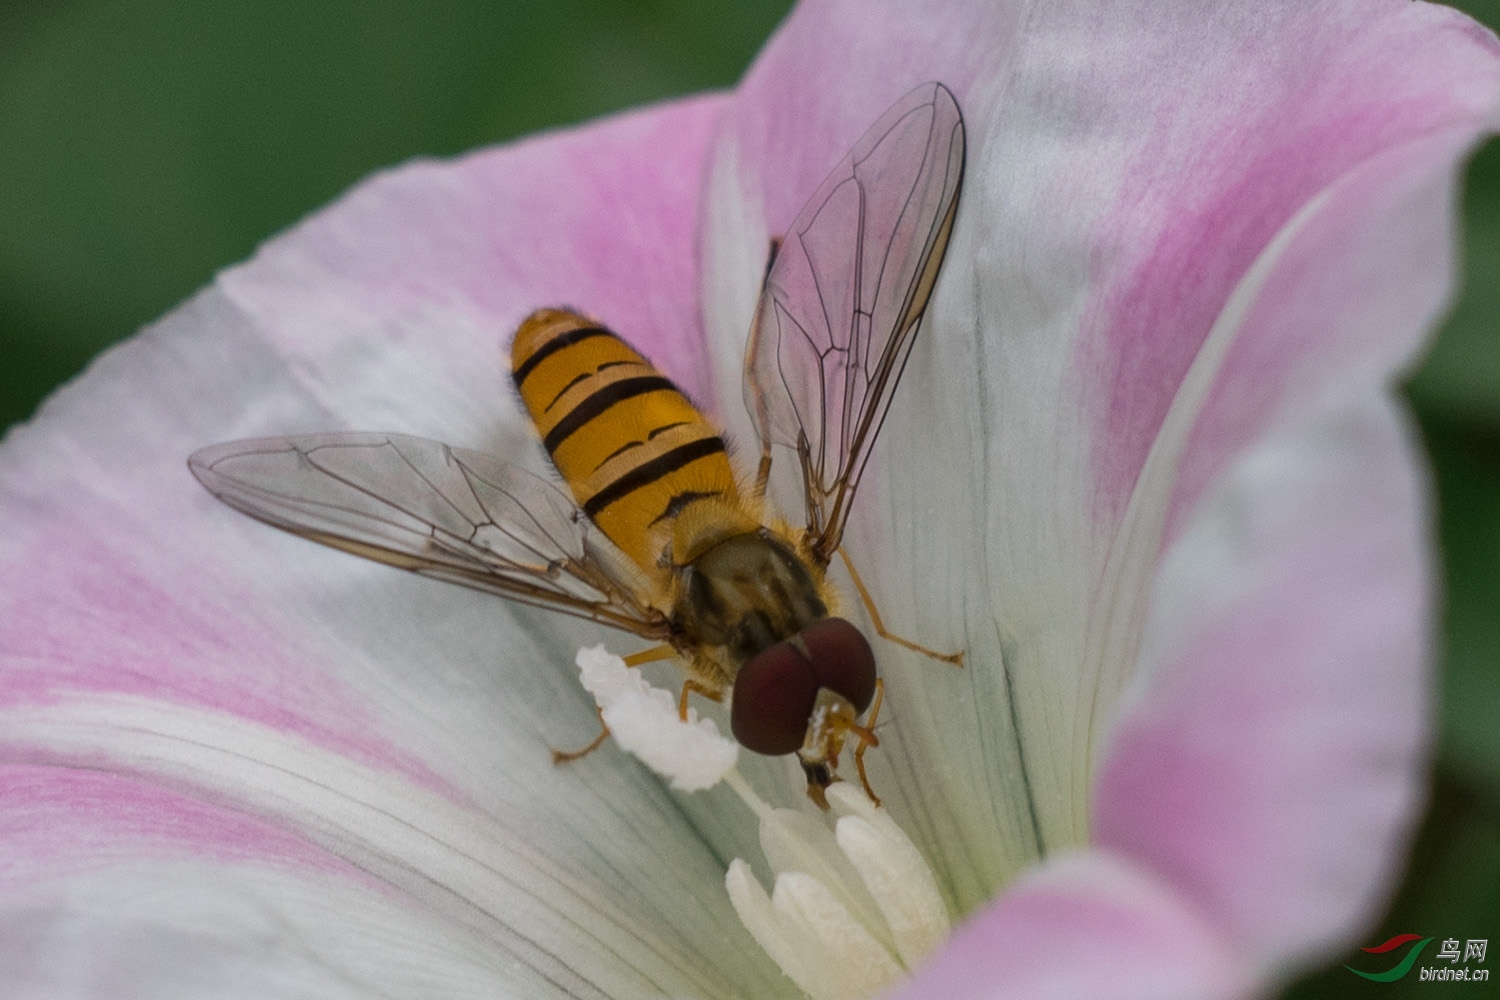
[576,646,951,998]
[721,772,950,1000]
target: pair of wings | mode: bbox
[189,82,966,641]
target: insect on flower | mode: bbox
[189,82,966,808]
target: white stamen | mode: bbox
[758,807,888,942]
[827,784,950,967]
[769,872,903,1000]
[722,771,952,1000]
[726,859,822,994]
[574,645,737,791]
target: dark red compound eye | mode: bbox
[731,642,818,755]
[731,618,877,756]
[799,618,877,713]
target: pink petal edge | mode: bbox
[1086,1,1500,523]
[1094,126,1482,975]
[892,850,1253,1000]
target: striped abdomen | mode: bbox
[510,309,738,574]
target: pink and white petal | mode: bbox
[699,0,1500,918]
[0,97,793,997]
[213,92,727,441]
[3,861,530,999]
[0,713,770,998]
[1093,127,1488,977]
[0,683,784,996]
[1,766,513,998]
[890,850,1253,1000]
[0,764,362,892]
[1072,7,1500,813]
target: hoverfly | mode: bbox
[189,82,965,807]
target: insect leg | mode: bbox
[624,644,677,667]
[678,678,723,721]
[552,706,610,765]
[849,678,885,807]
[554,645,677,763]
[837,548,965,666]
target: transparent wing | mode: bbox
[188,432,669,638]
[744,82,965,564]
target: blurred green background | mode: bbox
[0,2,1495,995]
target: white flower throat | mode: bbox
[576,646,951,1000]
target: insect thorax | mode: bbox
[673,529,828,671]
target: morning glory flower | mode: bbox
[4,1,1499,998]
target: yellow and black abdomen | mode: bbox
[511,309,738,574]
